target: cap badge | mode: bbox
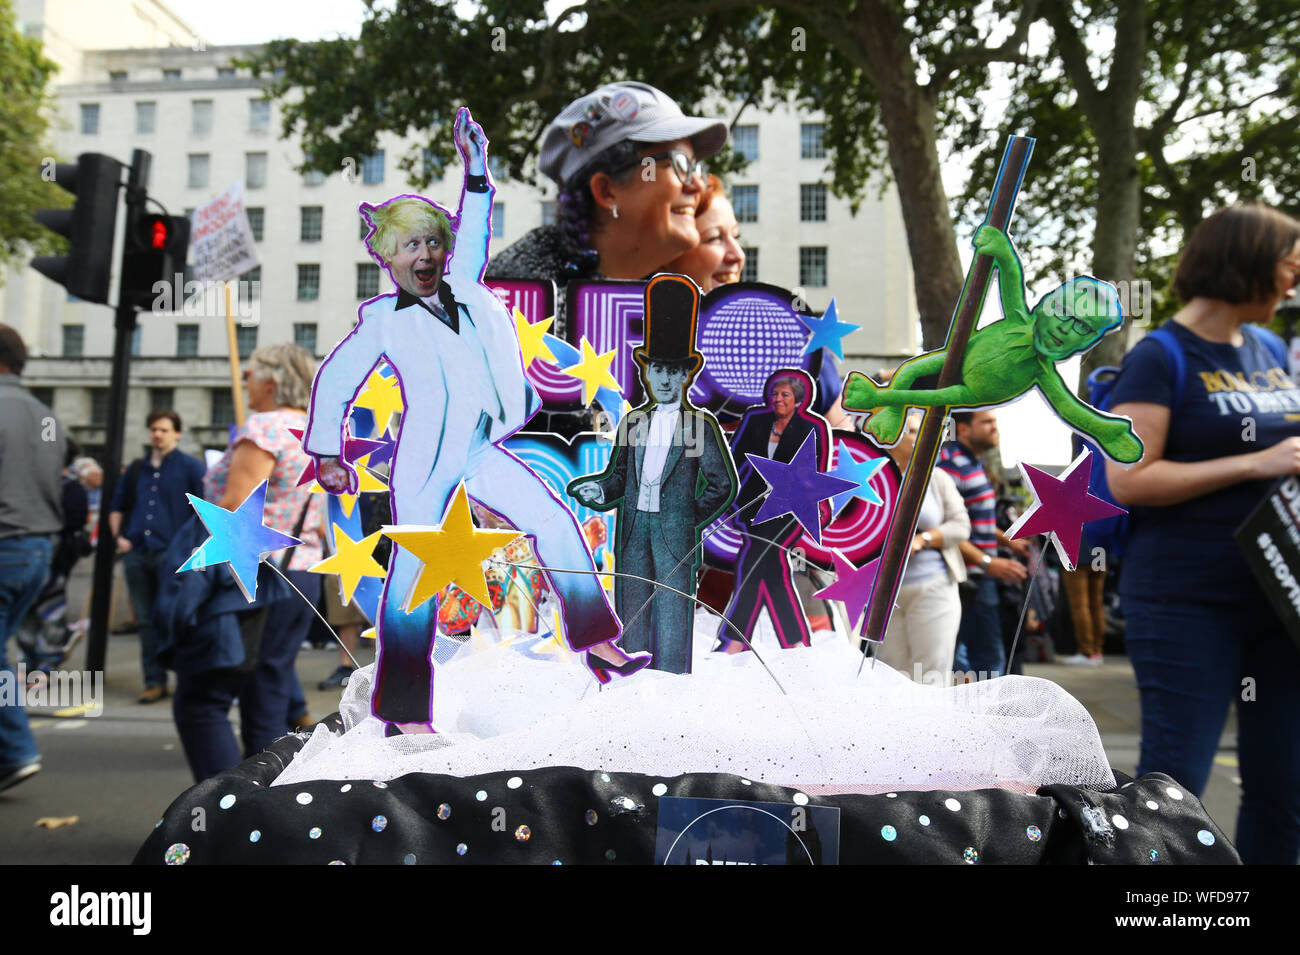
[569,121,594,147]
[608,90,639,121]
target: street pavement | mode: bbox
[0,569,1242,865]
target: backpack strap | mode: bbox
[1243,324,1289,369]
[1146,325,1188,411]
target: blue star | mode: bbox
[798,298,859,361]
[177,481,303,601]
[747,432,859,545]
[826,442,888,517]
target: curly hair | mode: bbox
[556,140,649,276]
[248,343,317,410]
[360,196,455,266]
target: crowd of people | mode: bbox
[1,79,1297,863]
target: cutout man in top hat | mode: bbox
[570,274,738,674]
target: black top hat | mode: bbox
[633,273,704,375]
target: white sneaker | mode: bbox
[1059,653,1092,666]
[1086,654,1105,667]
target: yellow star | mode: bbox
[307,523,387,604]
[514,308,556,370]
[353,369,404,437]
[360,626,376,641]
[382,484,520,612]
[560,338,621,406]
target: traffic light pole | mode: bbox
[84,150,150,676]
[85,301,139,674]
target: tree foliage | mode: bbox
[0,0,69,273]
[957,0,1300,361]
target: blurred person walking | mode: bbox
[0,324,65,793]
[108,410,205,703]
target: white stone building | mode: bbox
[4,0,918,462]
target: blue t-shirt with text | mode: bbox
[1109,321,1300,600]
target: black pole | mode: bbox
[85,303,137,674]
[84,149,150,675]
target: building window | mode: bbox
[243,265,261,298]
[302,166,325,186]
[30,387,55,409]
[135,101,156,134]
[300,206,323,242]
[249,98,270,133]
[801,123,826,159]
[361,151,384,185]
[109,70,127,82]
[800,184,827,222]
[191,99,212,135]
[356,263,380,299]
[799,247,828,287]
[90,389,109,427]
[187,154,209,189]
[358,215,370,240]
[540,201,556,228]
[163,68,181,82]
[131,325,142,356]
[218,67,236,80]
[245,207,264,242]
[293,323,318,354]
[210,388,235,428]
[62,325,84,357]
[246,152,268,189]
[740,248,759,283]
[297,265,320,301]
[732,185,758,223]
[149,388,174,412]
[487,155,505,182]
[177,324,200,357]
[80,103,99,135]
[732,124,758,162]
[492,203,505,236]
[236,325,258,358]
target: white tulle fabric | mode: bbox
[274,611,1115,794]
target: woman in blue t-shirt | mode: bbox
[1106,204,1300,865]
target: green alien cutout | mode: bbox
[843,225,1143,464]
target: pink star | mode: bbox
[289,427,393,487]
[814,551,880,636]
[1007,449,1125,570]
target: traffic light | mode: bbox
[30,153,124,304]
[121,209,190,308]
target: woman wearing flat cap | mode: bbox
[488,81,728,283]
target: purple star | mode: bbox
[814,551,879,636]
[289,427,393,486]
[747,431,859,545]
[1007,449,1125,570]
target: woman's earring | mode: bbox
[611,205,619,220]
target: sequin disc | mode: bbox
[945,798,962,812]
[437,803,451,821]
[249,830,261,843]
[475,790,487,802]
[164,843,190,865]
[918,815,931,826]
[1197,830,1216,846]
[1026,826,1042,842]
[371,815,387,833]
[962,847,979,864]
[456,843,467,856]
[585,810,599,826]
[605,849,617,861]
[296,792,313,805]
[880,825,897,842]
[219,795,236,810]
[1149,849,1159,862]
[515,825,531,842]
[309,827,322,840]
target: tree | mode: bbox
[246,0,1041,349]
[957,0,1300,367]
[0,0,69,274]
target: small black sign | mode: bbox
[1236,476,1300,649]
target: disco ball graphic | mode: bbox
[694,284,816,414]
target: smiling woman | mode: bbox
[486,82,727,284]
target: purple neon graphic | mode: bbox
[703,431,899,569]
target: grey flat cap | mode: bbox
[539,81,728,187]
